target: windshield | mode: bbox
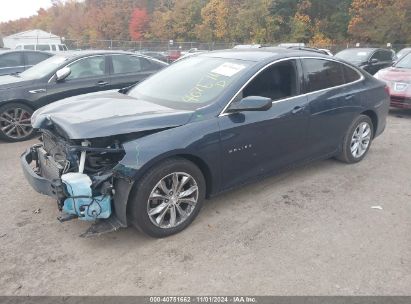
[335,49,372,63]
[395,53,411,68]
[128,56,253,110]
[20,55,69,79]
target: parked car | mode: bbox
[318,48,333,56]
[396,48,411,61]
[139,51,168,63]
[174,49,209,62]
[164,50,181,62]
[0,50,167,141]
[15,43,68,52]
[21,48,389,238]
[335,48,395,75]
[375,52,411,109]
[0,50,52,76]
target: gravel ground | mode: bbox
[0,110,410,296]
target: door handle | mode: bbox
[291,106,304,114]
[29,89,46,94]
[97,81,109,86]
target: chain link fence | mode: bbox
[62,39,411,54]
[64,39,236,52]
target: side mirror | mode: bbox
[55,67,71,81]
[370,58,379,64]
[227,96,272,113]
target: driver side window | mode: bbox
[66,56,106,80]
[242,59,299,101]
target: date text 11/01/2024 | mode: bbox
[149,297,257,303]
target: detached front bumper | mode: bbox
[20,146,62,199]
[20,145,133,236]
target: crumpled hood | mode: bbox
[32,91,194,139]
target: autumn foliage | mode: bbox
[129,8,149,40]
[1,0,411,45]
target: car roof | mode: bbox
[50,50,138,60]
[0,49,52,55]
[338,48,389,53]
[201,47,330,62]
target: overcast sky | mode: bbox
[0,0,52,23]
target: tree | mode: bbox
[129,8,149,40]
[349,0,411,44]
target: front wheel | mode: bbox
[336,115,374,164]
[0,102,34,142]
[129,158,206,238]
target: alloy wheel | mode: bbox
[147,172,199,229]
[350,122,371,158]
[0,107,33,140]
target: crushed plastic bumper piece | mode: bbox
[80,216,124,238]
[61,173,112,221]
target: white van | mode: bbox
[15,43,68,52]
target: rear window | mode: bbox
[302,59,345,92]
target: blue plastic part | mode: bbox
[61,173,112,221]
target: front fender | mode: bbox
[114,117,222,194]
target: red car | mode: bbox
[375,52,411,109]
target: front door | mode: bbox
[218,59,310,190]
[44,55,110,107]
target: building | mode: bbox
[2,29,62,49]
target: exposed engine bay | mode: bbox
[33,130,125,222]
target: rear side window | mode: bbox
[58,45,65,51]
[26,52,51,65]
[24,45,35,50]
[302,59,345,92]
[51,45,57,51]
[0,53,22,68]
[112,55,150,74]
[343,65,361,83]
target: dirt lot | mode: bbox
[0,110,410,296]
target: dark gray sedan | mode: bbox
[0,50,52,76]
[0,50,167,141]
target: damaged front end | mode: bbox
[21,130,134,237]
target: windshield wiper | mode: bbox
[10,72,21,77]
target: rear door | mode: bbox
[302,58,363,157]
[108,54,157,90]
[24,52,51,70]
[0,52,24,76]
[44,55,110,106]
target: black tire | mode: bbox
[0,102,34,142]
[129,158,206,238]
[336,115,374,164]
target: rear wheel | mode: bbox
[337,115,373,164]
[0,102,34,142]
[129,158,206,238]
